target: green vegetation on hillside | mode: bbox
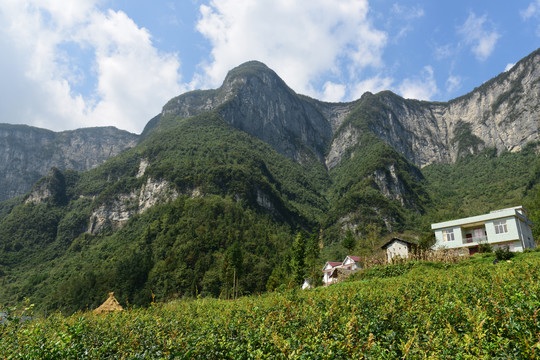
[0,112,332,313]
[323,132,428,246]
[422,142,539,223]
[0,104,538,315]
[138,113,329,225]
[2,252,540,358]
[451,120,485,157]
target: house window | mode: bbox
[494,220,508,234]
[443,229,455,242]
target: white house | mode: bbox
[342,256,361,270]
[322,256,362,286]
[322,261,342,286]
[381,238,418,263]
[431,206,535,254]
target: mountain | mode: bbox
[332,49,539,168]
[144,53,538,233]
[0,124,139,202]
[147,61,334,164]
[0,49,538,313]
[153,53,539,170]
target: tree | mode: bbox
[341,229,356,253]
[527,187,540,241]
[418,231,436,250]
[291,231,306,285]
[305,232,322,286]
[221,241,243,299]
[364,223,381,251]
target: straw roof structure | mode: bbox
[94,292,123,314]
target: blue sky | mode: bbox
[0,0,539,134]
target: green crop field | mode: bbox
[2,251,540,359]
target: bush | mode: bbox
[495,246,514,261]
[478,242,493,253]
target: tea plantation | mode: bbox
[2,252,540,359]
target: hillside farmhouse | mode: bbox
[322,256,361,286]
[431,206,535,255]
[381,238,418,262]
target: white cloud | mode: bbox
[195,0,387,99]
[446,75,462,94]
[457,12,500,62]
[391,4,424,20]
[0,0,183,133]
[504,63,515,72]
[520,1,540,37]
[434,44,454,60]
[389,4,424,41]
[398,66,438,100]
[350,75,394,99]
[521,0,540,19]
[322,82,346,102]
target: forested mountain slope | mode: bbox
[0,49,538,313]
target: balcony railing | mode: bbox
[463,236,487,244]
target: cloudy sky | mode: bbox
[1,0,539,134]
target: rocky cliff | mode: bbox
[328,49,540,168]
[2,49,538,205]
[0,124,138,201]
[159,61,333,163]
[156,51,539,172]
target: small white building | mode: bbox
[342,256,361,271]
[381,238,417,263]
[301,278,312,290]
[431,206,535,254]
[322,256,362,286]
[322,261,342,286]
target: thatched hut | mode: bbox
[94,292,123,314]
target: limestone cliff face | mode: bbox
[88,177,178,234]
[328,49,540,168]
[161,61,333,163]
[159,52,539,172]
[8,49,538,209]
[148,52,539,216]
[217,63,332,163]
[24,168,67,205]
[0,125,138,201]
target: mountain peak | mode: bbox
[226,60,271,76]
[222,60,288,92]
[231,60,270,70]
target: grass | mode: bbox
[2,251,540,359]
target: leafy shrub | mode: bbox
[495,246,514,261]
[478,242,492,253]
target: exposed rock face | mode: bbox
[0,125,138,201]
[329,50,540,168]
[162,61,332,162]
[143,54,538,221]
[325,124,361,170]
[3,50,539,213]
[88,177,178,234]
[217,63,332,163]
[158,52,539,171]
[369,163,420,209]
[25,168,66,205]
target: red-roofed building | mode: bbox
[322,261,342,286]
[322,255,362,286]
[342,256,361,270]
